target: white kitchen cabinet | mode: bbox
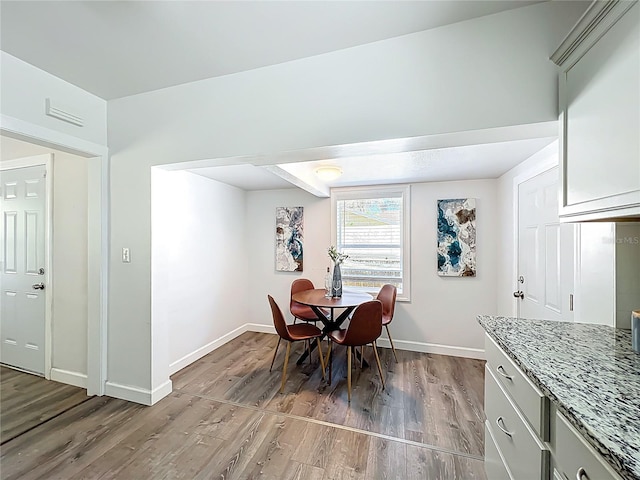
[483,333,626,480]
[552,1,640,222]
[484,334,550,480]
[485,366,550,480]
[551,411,623,480]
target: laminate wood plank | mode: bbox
[192,412,280,480]
[240,415,316,479]
[365,436,407,480]
[1,397,131,480]
[156,435,226,480]
[405,443,487,480]
[290,420,338,470]
[322,427,370,480]
[282,461,325,480]
[189,400,261,441]
[68,395,219,480]
[170,332,273,393]
[66,398,262,480]
[0,395,181,480]
[402,352,484,456]
[0,367,88,444]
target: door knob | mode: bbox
[513,290,524,299]
[32,283,45,290]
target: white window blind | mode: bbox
[333,186,410,298]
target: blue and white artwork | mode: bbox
[275,206,304,272]
[437,199,476,277]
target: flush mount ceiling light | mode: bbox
[315,166,342,181]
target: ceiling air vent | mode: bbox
[45,98,84,127]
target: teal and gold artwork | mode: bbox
[437,199,476,277]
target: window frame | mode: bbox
[330,184,411,301]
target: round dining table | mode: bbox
[291,288,373,328]
[291,288,373,366]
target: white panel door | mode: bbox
[0,165,47,374]
[518,167,574,321]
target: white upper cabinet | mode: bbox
[552,1,640,222]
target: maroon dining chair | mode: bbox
[268,295,325,393]
[290,279,327,323]
[326,299,385,403]
[377,284,398,363]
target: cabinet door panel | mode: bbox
[556,1,640,221]
[485,334,549,439]
[565,2,639,206]
[485,366,550,480]
[554,412,622,480]
[485,422,513,480]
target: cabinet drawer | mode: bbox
[485,334,549,439]
[554,412,622,480]
[485,422,513,480]
[485,366,549,480]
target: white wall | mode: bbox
[400,180,498,355]
[152,169,249,377]
[577,222,640,328]
[246,189,331,327]
[0,52,107,146]
[576,223,617,326]
[106,2,586,398]
[616,223,640,329]
[246,179,497,357]
[51,153,88,379]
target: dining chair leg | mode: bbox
[270,337,281,372]
[360,345,366,369]
[316,337,325,380]
[386,325,398,363]
[280,341,292,393]
[347,345,352,403]
[328,340,333,385]
[372,341,386,390]
[307,340,311,365]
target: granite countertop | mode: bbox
[478,315,640,480]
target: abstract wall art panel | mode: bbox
[275,206,304,272]
[437,198,476,277]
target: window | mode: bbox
[331,185,410,300]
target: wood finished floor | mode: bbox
[1,332,487,479]
[0,366,89,444]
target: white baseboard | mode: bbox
[105,379,173,406]
[245,323,276,335]
[243,323,484,359]
[247,323,484,359]
[50,368,88,389]
[375,338,485,360]
[169,323,276,376]
[151,380,173,405]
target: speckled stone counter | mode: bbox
[478,316,640,480]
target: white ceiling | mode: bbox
[1,0,541,100]
[1,1,558,195]
[187,136,557,194]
